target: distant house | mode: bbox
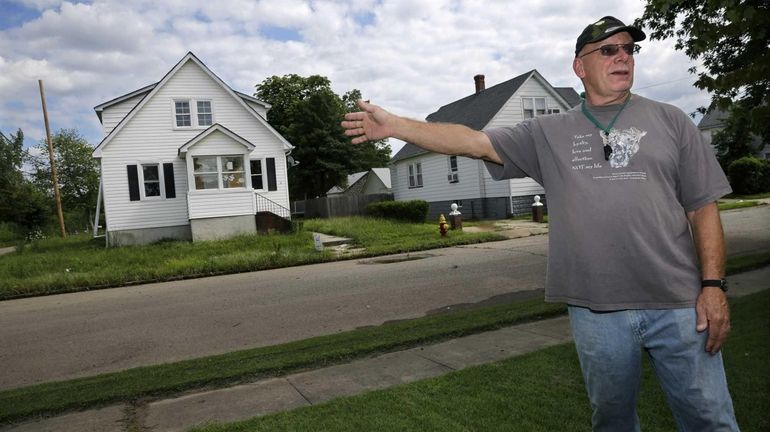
[697,108,769,159]
[92,52,293,246]
[390,70,580,220]
[327,168,392,196]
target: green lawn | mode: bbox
[718,200,761,211]
[195,288,770,432]
[0,217,503,300]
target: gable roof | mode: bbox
[178,124,256,157]
[92,52,290,157]
[391,70,575,163]
[698,108,728,129]
[326,168,392,195]
[555,87,581,108]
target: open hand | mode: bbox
[341,100,396,144]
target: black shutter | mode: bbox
[163,163,176,198]
[266,157,277,191]
[127,165,140,201]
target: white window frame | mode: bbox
[408,162,423,188]
[548,108,561,114]
[447,156,459,183]
[172,99,215,129]
[139,163,164,199]
[192,155,247,191]
[250,159,265,191]
[522,97,547,118]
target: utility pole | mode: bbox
[38,79,66,237]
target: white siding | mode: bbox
[100,59,290,233]
[391,154,481,202]
[245,101,268,118]
[101,94,145,136]
[188,190,254,219]
[483,75,565,198]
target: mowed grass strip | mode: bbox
[0,297,564,423]
[195,288,770,432]
[0,217,504,300]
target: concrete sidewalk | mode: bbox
[5,265,768,432]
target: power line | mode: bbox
[635,76,693,90]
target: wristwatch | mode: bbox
[701,279,728,292]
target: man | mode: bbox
[342,16,739,431]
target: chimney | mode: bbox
[474,74,485,93]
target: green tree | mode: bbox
[255,75,390,199]
[636,0,770,165]
[30,129,99,231]
[0,129,48,232]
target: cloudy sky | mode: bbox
[0,0,707,157]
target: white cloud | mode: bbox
[0,0,712,158]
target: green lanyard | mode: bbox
[581,93,632,160]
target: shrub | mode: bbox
[366,200,429,223]
[727,156,770,195]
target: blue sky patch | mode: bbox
[353,11,375,27]
[0,1,42,30]
[261,25,302,42]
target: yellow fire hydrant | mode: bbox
[439,214,449,237]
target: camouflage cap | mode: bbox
[575,16,646,56]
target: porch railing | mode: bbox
[254,192,291,220]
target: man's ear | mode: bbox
[573,57,586,79]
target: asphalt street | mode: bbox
[0,205,767,391]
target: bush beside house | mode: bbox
[727,156,770,195]
[366,200,429,223]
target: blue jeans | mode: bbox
[568,306,739,431]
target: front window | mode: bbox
[193,156,219,190]
[448,156,459,183]
[175,101,191,127]
[193,156,246,190]
[522,97,546,118]
[250,160,264,190]
[197,101,213,126]
[408,162,423,188]
[221,156,245,188]
[142,164,161,197]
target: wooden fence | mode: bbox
[294,193,393,218]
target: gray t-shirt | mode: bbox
[484,94,731,310]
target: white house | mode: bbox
[92,52,293,246]
[390,71,580,220]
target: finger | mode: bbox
[351,135,369,145]
[344,112,364,121]
[341,120,361,129]
[695,305,708,332]
[343,128,366,137]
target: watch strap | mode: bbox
[701,279,728,292]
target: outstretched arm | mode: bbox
[688,201,730,354]
[341,100,502,164]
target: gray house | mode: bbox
[390,70,580,220]
[697,108,769,159]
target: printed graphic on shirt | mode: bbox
[602,127,647,168]
[570,133,604,171]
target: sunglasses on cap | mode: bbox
[580,43,641,58]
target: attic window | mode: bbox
[174,99,214,128]
[197,101,213,126]
[175,101,191,127]
[522,97,546,118]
